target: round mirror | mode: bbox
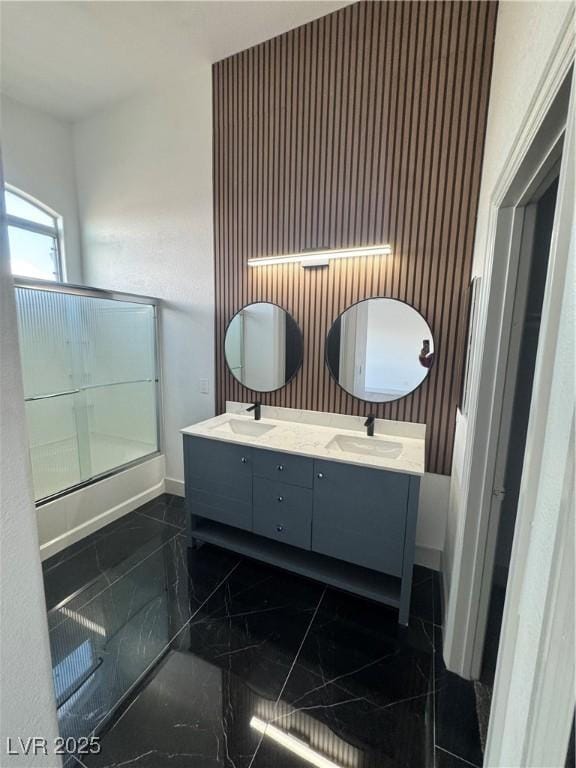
[224,302,303,393]
[325,298,434,402]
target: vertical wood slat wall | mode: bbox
[213,1,497,475]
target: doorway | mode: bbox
[458,63,575,766]
[474,175,560,742]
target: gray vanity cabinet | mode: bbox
[312,460,408,576]
[184,436,253,531]
[184,434,420,625]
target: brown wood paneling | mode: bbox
[213,0,497,475]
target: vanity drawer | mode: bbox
[312,459,409,576]
[253,478,312,549]
[252,449,313,488]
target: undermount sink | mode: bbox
[211,419,276,437]
[326,433,403,459]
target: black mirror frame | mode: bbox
[224,301,304,394]
[324,296,436,404]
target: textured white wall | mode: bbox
[1,94,83,283]
[444,0,573,653]
[0,157,61,764]
[73,70,215,485]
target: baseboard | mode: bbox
[165,477,185,497]
[38,455,166,561]
[415,545,442,571]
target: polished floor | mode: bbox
[42,495,483,768]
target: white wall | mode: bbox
[0,157,61,765]
[74,69,215,489]
[1,94,83,282]
[444,1,574,660]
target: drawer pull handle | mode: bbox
[277,464,285,472]
[241,457,248,464]
[277,496,284,503]
[276,524,284,533]
[317,472,324,479]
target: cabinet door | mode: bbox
[312,460,409,576]
[184,436,252,530]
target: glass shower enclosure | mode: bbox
[14,279,161,502]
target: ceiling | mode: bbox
[0,1,350,121]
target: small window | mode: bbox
[4,187,63,281]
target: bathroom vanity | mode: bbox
[182,405,424,625]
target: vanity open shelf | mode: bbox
[183,411,424,625]
[190,519,403,609]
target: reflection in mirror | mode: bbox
[224,302,303,393]
[326,298,434,402]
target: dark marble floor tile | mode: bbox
[249,587,435,768]
[177,558,326,702]
[136,494,186,530]
[410,565,442,625]
[44,514,181,611]
[77,558,324,768]
[82,650,266,768]
[435,745,481,767]
[299,584,436,667]
[42,509,142,574]
[42,495,179,576]
[44,506,471,768]
[434,626,483,768]
[84,650,272,768]
[50,538,239,746]
[433,570,443,622]
[47,533,181,634]
[254,665,434,768]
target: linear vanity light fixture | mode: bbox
[250,717,344,768]
[247,244,392,269]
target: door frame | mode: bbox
[485,71,575,765]
[469,139,564,682]
[443,15,574,681]
[442,9,574,764]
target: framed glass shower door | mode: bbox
[15,281,161,502]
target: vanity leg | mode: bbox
[398,476,420,626]
[399,586,411,626]
[187,509,202,550]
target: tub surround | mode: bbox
[181,402,425,477]
[37,454,166,561]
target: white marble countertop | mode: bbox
[181,403,425,476]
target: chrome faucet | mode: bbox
[247,401,261,421]
[364,414,375,437]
